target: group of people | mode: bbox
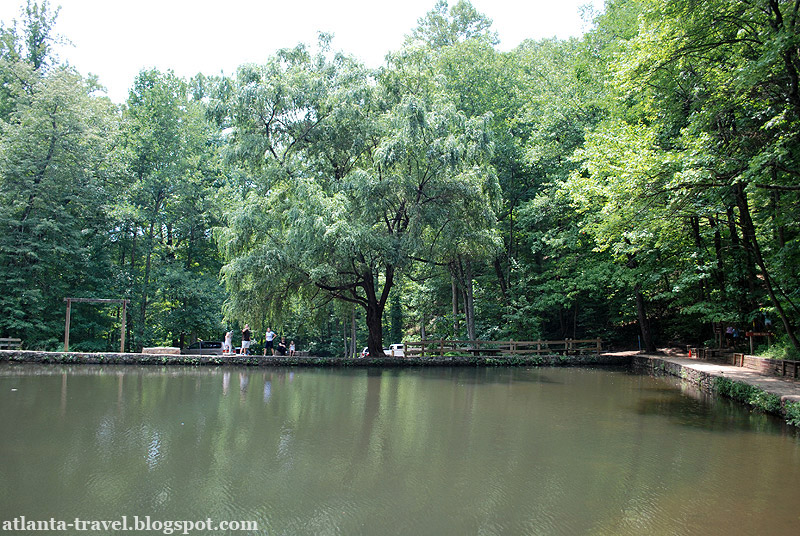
[222,325,296,356]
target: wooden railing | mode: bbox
[404,338,603,358]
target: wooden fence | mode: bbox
[404,338,603,358]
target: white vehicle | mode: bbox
[385,343,405,357]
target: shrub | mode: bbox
[714,377,782,413]
[755,339,800,361]
[785,401,800,427]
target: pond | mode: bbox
[1,364,798,535]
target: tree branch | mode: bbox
[754,183,800,191]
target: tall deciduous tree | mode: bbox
[548,0,800,354]
[217,43,499,357]
[119,69,225,349]
[0,64,118,348]
[0,1,122,349]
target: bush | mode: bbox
[714,377,782,413]
[785,401,800,427]
[755,339,800,361]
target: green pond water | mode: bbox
[1,364,798,535]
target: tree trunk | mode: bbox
[626,250,656,353]
[364,266,393,358]
[689,215,707,300]
[451,257,476,342]
[351,308,357,358]
[494,256,508,305]
[634,283,657,353]
[770,186,786,249]
[186,226,194,270]
[709,216,726,298]
[727,205,757,315]
[166,223,175,260]
[735,183,800,351]
[463,258,476,341]
[342,317,348,358]
[451,272,459,337]
[137,220,156,351]
[573,302,578,340]
[365,303,384,358]
[128,225,137,348]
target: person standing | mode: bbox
[223,330,233,354]
[265,327,276,356]
[241,324,251,355]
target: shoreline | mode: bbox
[633,353,800,428]
[0,349,630,368]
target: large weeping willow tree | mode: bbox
[215,42,500,357]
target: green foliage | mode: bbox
[0,60,118,348]
[714,377,782,414]
[408,0,497,49]
[756,341,800,362]
[551,0,800,348]
[119,68,226,349]
[217,41,500,357]
[785,401,800,427]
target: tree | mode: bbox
[217,43,499,358]
[118,69,225,349]
[0,64,118,348]
[397,1,515,341]
[583,0,800,351]
[506,36,609,342]
[0,1,62,121]
[408,0,498,49]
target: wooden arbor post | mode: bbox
[64,298,130,352]
[64,299,71,351]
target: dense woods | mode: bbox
[1,0,798,359]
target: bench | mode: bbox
[141,347,180,355]
[0,338,21,350]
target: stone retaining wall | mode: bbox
[0,349,632,368]
[632,355,717,391]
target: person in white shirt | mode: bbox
[223,330,233,354]
[265,328,276,355]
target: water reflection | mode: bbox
[1,364,798,536]
[263,378,271,403]
[634,381,793,435]
[238,372,248,402]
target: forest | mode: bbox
[1,0,798,359]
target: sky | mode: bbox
[0,0,605,103]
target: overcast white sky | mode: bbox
[0,0,604,103]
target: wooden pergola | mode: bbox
[63,298,130,352]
